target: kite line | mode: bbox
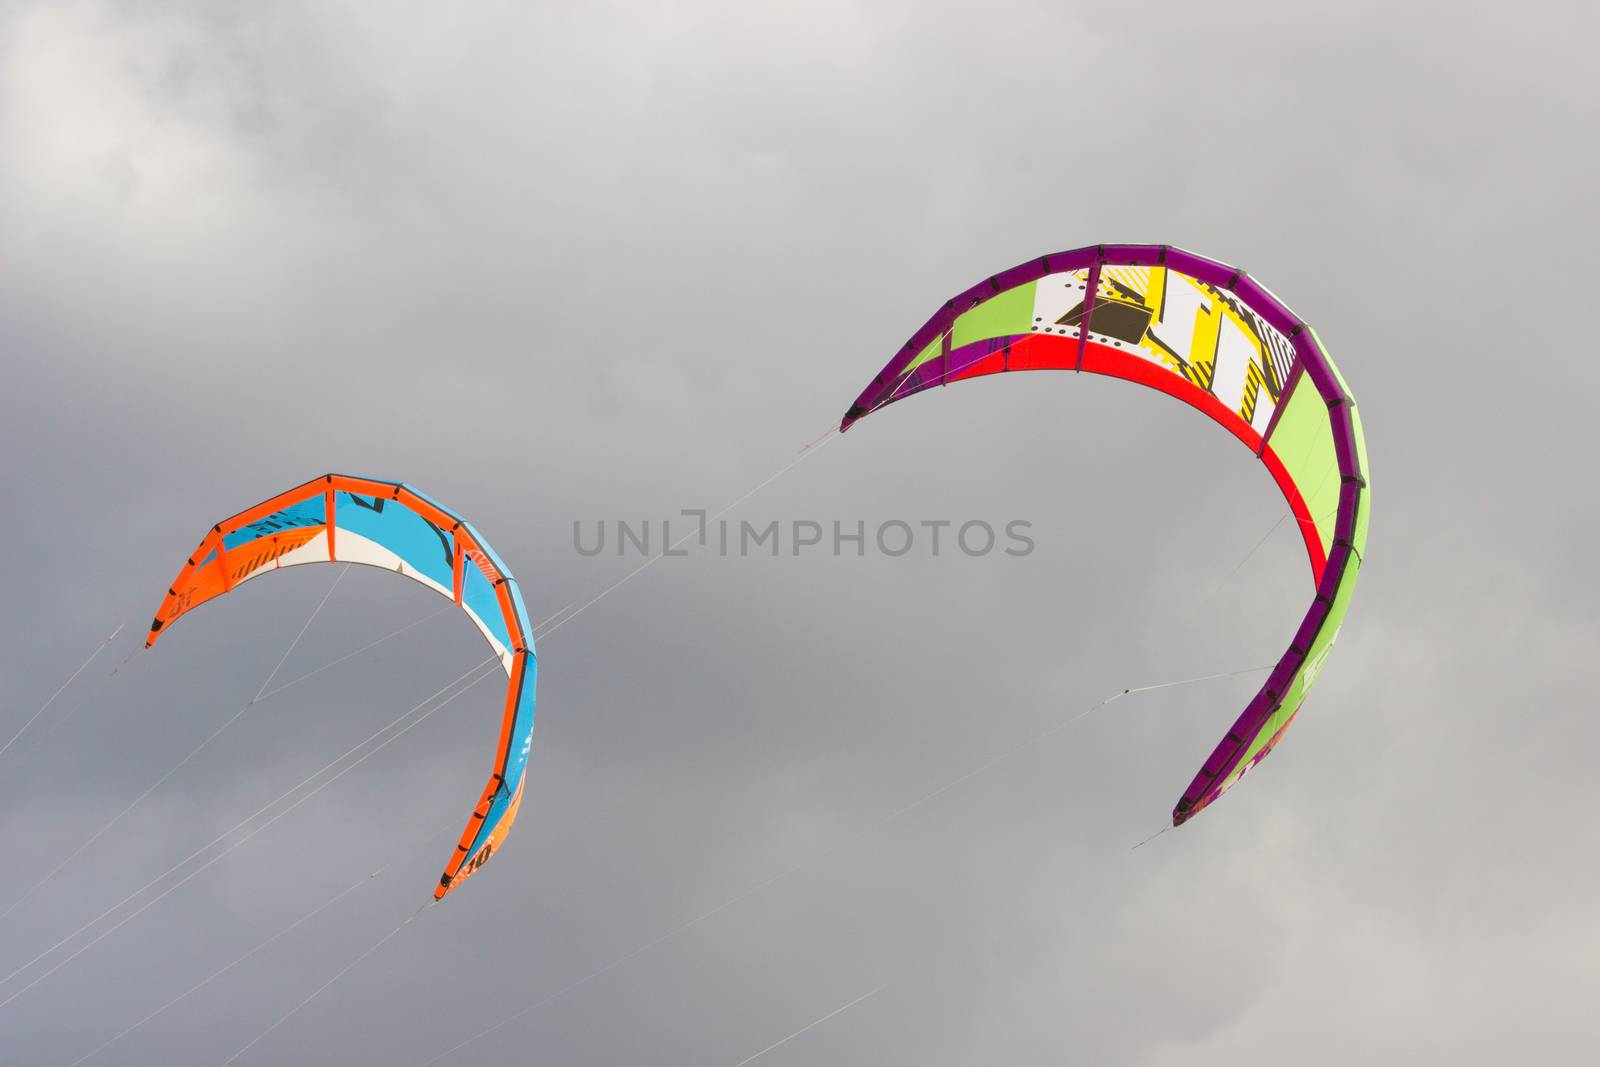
[1,566,364,924]
[0,658,498,1004]
[413,664,1268,1062]
[0,623,125,761]
[533,429,838,643]
[729,985,885,1067]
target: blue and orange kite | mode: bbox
[146,474,537,900]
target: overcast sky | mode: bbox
[2,2,1597,1064]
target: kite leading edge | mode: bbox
[146,474,537,900]
[840,244,1369,824]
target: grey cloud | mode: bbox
[2,1,1595,1064]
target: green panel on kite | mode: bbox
[1350,407,1371,557]
[1270,373,1341,557]
[1316,331,1372,549]
[951,280,1035,349]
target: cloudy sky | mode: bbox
[2,1,1596,1063]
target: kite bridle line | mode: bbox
[34,629,146,744]
[857,319,962,422]
[0,623,127,763]
[252,604,454,703]
[1130,822,1175,850]
[251,563,350,702]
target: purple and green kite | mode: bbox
[841,244,1369,824]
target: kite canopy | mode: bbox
[842,245,1369,824]
[147,474,537,900]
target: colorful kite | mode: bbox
[841,245,1369,824]
[146,474,537,899]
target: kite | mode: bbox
[841,244,1369,824]
[145,474,537,899]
